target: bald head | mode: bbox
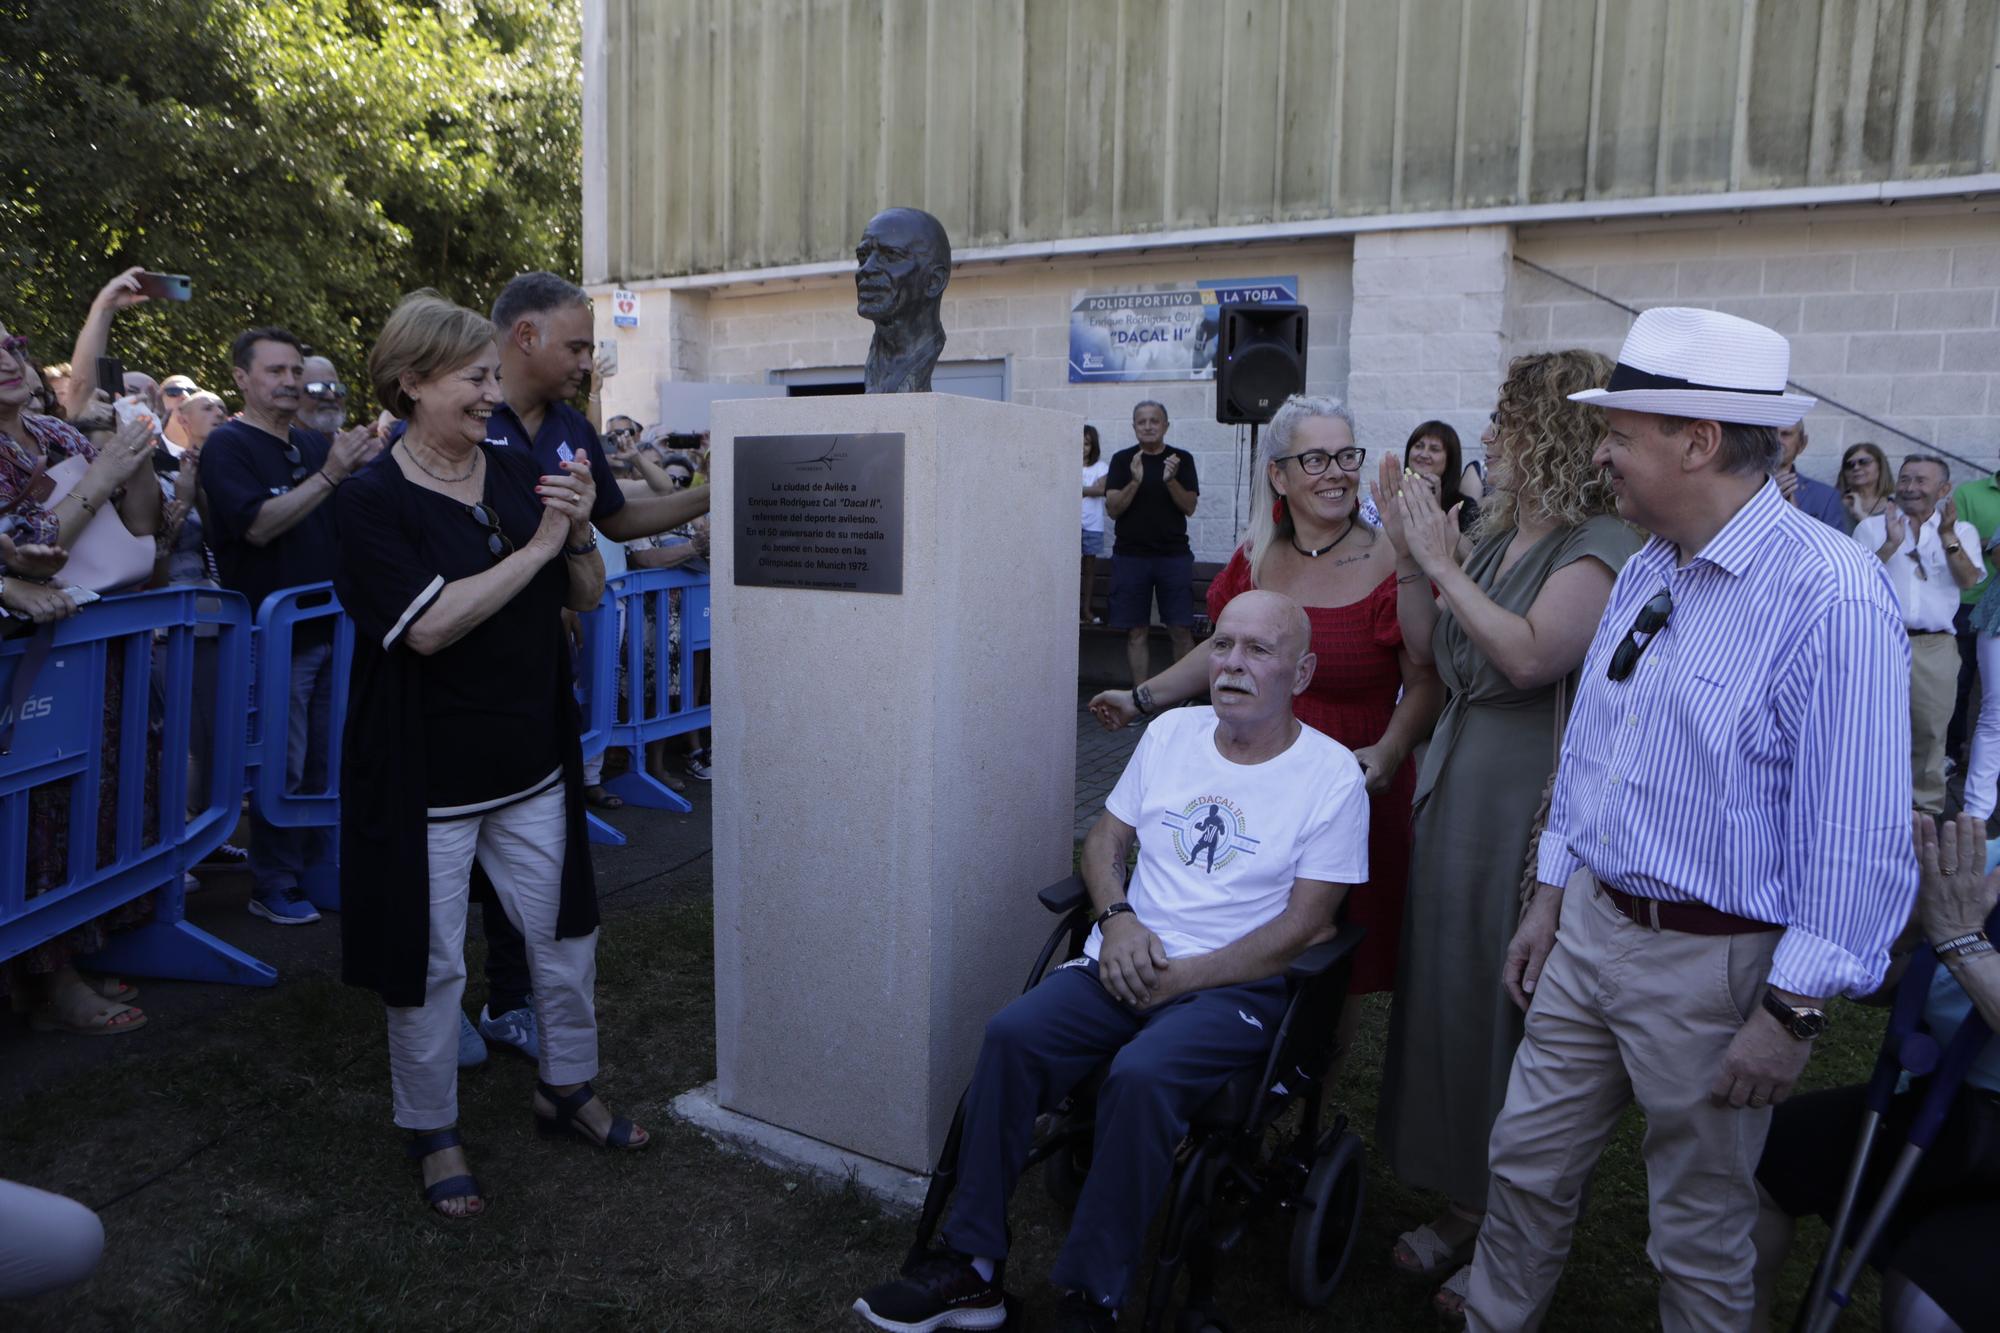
[1208,591,1315,723]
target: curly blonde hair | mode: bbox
[1474,349,1619,540]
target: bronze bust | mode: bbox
[854,207,951,394]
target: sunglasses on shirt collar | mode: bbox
[280,438,309,484]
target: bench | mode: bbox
[1078,560,1224,688]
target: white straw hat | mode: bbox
[1569,307,1815,427]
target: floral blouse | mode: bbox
[0,413,95,545]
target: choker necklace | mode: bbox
[400,439,476,484]
[1291,519,1356,559]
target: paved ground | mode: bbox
[1074,685,1145,841]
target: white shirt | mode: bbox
[1081,459,1111,532]
[1853,509,1980,632]
[1087,707,1370,961]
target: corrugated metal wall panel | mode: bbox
[598,0,1998,281]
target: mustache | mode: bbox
[1213,672,1255,695]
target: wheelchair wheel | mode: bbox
[1287,1130,1365,1307]
[1042,1139,1091,1210]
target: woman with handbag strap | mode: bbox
[1370,351,1642,1322]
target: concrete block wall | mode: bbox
[1512,205,2000,483]
[682,243,1355,563]
[1348,225,1514,470]
[591,287,713,428]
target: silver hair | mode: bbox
[1132,399,1169,422]
[1244,394,1361,582]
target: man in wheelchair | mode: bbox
[853,591,1371,1332]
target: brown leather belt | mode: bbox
[1596,882,1781,936]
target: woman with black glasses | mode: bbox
[1368,350,1638,1320]
[335,291,645,1222]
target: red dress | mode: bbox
[1207,549,1413,994]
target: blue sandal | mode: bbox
[408,1127,485,1217]
[533,1080,649,1151]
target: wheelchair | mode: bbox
[903,874,1369,1332]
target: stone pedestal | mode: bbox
[708,393,1081,1173]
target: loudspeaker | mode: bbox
[1214,302,1308,425]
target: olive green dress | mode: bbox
[1377,514,1639,1207]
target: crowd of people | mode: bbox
[853,307,1997,1332]
[1,268,714,1262]
[5,272,1997,1331]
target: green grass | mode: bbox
[2,886,1882,1331]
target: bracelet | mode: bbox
[71,490,99,516]
[1094,901,1135,929]
[564,535,599,557]
[1133,683,1156,716]
[1396,572,1427,585]
[1935,930,1995,959]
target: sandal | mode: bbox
[583,784,625,810]
[30,993,147,1037]
[532,1080,649,1151]
[1433,1264,1471,1326]
[407,1127,484,1219]
[1392,1211,1479,1280]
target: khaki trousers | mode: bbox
[1909,632,1958,815]
[1465,879,1778,1333]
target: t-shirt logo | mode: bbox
[1162,795,1259,874]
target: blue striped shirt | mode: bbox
[1536,480,1916,999]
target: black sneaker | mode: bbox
[851,1252,1005,1331]
[1054,1291,1117,1332]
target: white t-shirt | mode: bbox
[1853,510,1982,632]
[1086,706,1370,961]
[1082,459,1111,532]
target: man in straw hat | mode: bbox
[1460,308,1917,1331]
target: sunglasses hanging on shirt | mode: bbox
[1607,590,1673,682]
[466,502,514,563]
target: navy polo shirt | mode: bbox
[199,417,339,615]
[482,400,625,525]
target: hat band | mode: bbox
[1606,362,1783,396]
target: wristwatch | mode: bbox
[1094,901,1135,929]
[564,534,599,557]
[1761,990,1828,1041]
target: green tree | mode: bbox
[0,0,580,403]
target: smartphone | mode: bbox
[596,339,619,377]
[136,272,193,302]
[97,356,125,400]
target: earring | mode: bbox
[1272,497,1286,523]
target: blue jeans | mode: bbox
[249,637,334,897]
[940,959,1287,1305]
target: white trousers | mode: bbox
[386,784,599,1129]
[0,1179,103,1300]
[1962,631,2000,819]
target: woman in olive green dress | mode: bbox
[1370,351,1641,1319]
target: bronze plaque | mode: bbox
[733,432,905,595]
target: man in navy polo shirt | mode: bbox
[456,272,714,1063]
[201,326,378,925]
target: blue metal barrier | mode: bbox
[246,584,352,913]
[1,588,275,985]
[599,569,711,816]
[575,585,624,846]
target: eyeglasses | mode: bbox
[665,472,691,487]
[1272,446,1366,476]
[607,426,639,441]
[1843,458,1872,469]
[303,380,347,400]
[467,502,514,563]
[280,438,309,484]
[1606,590,1673,682]
[163,385,190,398]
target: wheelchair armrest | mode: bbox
[1038,874,1089,916]
[1285,926,1366,984]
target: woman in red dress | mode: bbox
[1089,395,1442,999]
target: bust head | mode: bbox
[855,207,952,331]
